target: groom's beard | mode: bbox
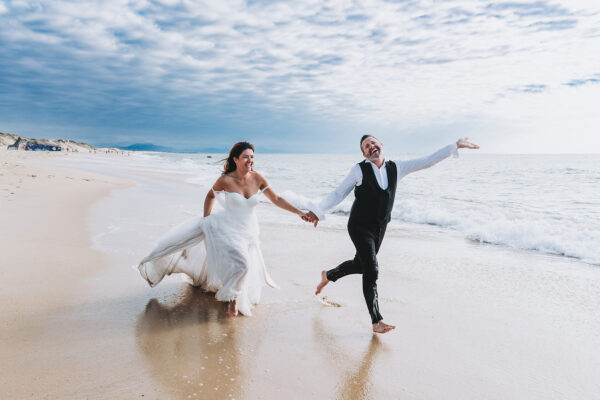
[367,146,382,162]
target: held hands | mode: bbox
[300,211,319,227]
[456,137,479,149]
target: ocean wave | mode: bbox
[130,152,164,161]
[243,186,600,264]
[174,158,201,170]
[276,190,315,210]
[394,199,600,265]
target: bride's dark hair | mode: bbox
[222,141,255,174]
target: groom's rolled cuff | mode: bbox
[308,202,326,221]
[451,143,459,158]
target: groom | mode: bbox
[306,136,479,333]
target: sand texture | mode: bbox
[1,150,600,399]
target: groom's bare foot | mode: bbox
[315,270,330,295]
[227,300,238,317]
[372,321,395,334]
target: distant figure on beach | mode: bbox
[307,136,479,333]
[138,142,312,316]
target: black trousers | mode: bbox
[326,221,387,324]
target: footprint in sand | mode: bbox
[319,296,342,307]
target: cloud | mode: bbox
[0,0,599,152]
[508,84,548,93]
[528,18,578,30]
[564,75,600,86]
[485,2,571,17]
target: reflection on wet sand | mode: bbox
[314,317,383,400]
[136,285,244,400]
[337,337,382,400]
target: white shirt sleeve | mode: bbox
[395,143,458,180]
[310,164,362,220]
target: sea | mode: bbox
[55,150,600,266]
[75,150,598,267]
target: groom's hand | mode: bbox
[456,137,479,149]
[306,211,319,227]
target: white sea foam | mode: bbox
[174,157,198,169]
[276,190,316,210]
[394,198,600,265]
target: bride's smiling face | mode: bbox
[233,149,254,173]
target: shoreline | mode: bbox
[2,150,600,399]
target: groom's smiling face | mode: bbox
[361,137,383,162]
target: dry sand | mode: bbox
[1,149,600,400]
[0,150,162,398]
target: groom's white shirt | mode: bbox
[310,143,459,220]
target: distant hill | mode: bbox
[117,143,176,152]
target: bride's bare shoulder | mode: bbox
[251,171,269,188]
[212,174,231,191]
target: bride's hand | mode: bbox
[300,212,314,222]
[301,211,319,227]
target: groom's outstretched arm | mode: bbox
[395,138,479,179]
[307,165,361,227]
[395,143,458,179]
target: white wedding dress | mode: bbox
[138,187,277,316]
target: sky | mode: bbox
[1,0,599,153]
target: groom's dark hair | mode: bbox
[360,134,378,151]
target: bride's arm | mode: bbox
[263,188,305,217]
[258,174,305,217]
[204,176,226,217]
[203,191,215,217]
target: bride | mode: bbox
[138,142,310,316]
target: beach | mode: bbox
[1,149,600,400]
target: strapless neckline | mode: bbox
[222,190,261,200]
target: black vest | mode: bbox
[349,160,397,226]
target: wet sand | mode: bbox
[2,150,600,399]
